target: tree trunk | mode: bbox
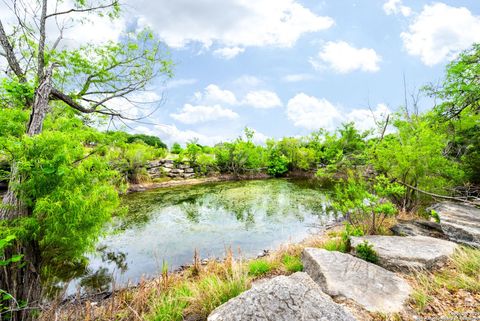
[0,65,54,321]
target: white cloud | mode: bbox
[233,75,263,87]
[153,124,267,146]
[170,104,239,124]
[346,103,391,132]
[213,47,245,59]
[242,90,283,109]
[383,0,412,17]
[132,0,333,50]
[282,74,314,82]
[194,84,238,105]
[154,124,224,146]
[286,93,342,130]
[401,3,480,66]
[287,93,391,132]
[310,41,381,73]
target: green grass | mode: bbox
[281,254,303,272]
[321,238,348,253]
[148,269,249,321]
[248,259,273,276]
[355,241,378,263]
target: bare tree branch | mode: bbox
[45,1,118,19]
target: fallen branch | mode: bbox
[394,180,480,207]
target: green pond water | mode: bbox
[72,178,337,293]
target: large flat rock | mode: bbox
[350,235,457,272]
[302,248,411,313]
[430,202,480,248]
[207,272,357,321]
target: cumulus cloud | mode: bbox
[153,124,267,146]
[286,93,342,130]
[346,103,391,132]
[213,47,245,59]
[170,104,239,124]
[401,3,480,66]
[154,124,225,146]
[310,41,381,73]
[282,74,314,82]
[241,90,283,109]
[132,0,333,51]
[194,84,238,105]
[383,0,412,17]
[287,93,391,132]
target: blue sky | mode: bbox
[3,0,479,146]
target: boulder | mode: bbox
[302,248,411,313]
[183,173,195,179]
[429,202,480,248]
[170,169,184,174]
[184,168,195,173]
[163,162,174,169]
[207,272,357,321]
[391,219,447,239]
[350,235,457,272]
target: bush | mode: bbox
[267,149,289,177]
[282,254,303,272]
[355,241,378,263]
[170,142,183,154]
[248,259,272,276]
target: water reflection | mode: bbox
[71,178,334,294]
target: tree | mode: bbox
[0,1,172,319]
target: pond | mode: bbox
[71,178,337,293]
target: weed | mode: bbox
[355,241,378,263]
[281,254,303,272]
[248,259,273,276]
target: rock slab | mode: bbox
[207,272,357,321]
[430,202,480,248]
[350,235,457,272]
[391,219,447,239]
[302,248,411,313]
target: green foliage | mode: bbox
[184,140,203,165]
[266,147,289,177]
[331,173,400,234]
[282,254,303,272]
[171,142,183,154]
[248,259,272,276]
[355,241,378,263]
[0,235,23,267]
[197,153,216,175]
[126,133,167,149]
[214,134,267,176]
[372,113,464,209]
[429,210,441,223]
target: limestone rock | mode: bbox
[350,235,457,272]
[391,220,446,239]
[207,272,357,321]
[430,202,480,248]
[184,168,195,173]
[302,248,411,313]
[183,173,195,179]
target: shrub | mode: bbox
[170,142,183,154]
[282,254,303,272]
[248,259,272,276]
[355,241,378,263]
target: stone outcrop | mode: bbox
[350,235,457,272]
[207,272,358,321]
[146,159,196,179]
[391,219,447,239]
[302,248,411,313]
[429,202,480,248]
